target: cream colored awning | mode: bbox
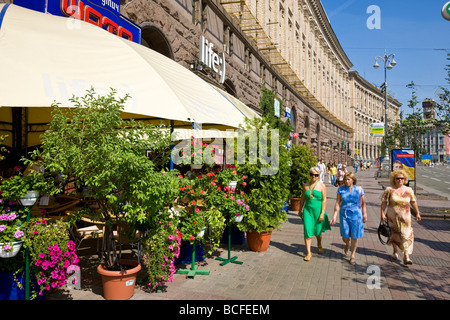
[0,4,256,147]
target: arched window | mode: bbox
[140,24,174,60]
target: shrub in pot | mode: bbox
[36,89,175,299]
[289,144,317,211]
[235,117,291,251]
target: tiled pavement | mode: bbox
[46,169,450,301]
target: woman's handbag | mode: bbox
[377,220,391,245]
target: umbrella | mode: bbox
[0,3,259,149]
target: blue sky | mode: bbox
[320,0,450,116]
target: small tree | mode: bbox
[36,88,177,271]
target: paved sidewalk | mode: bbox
[46,169,450,301]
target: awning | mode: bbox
[0,4,259,148]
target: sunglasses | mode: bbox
[395,177,405,180]
[310,173,319,177]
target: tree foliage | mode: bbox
[36,88,178,270]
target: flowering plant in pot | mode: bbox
[0,201,27,257]
[177,172,226,255]
[24,216,79,299]
[36,89,176,299]
[205,168,250,225]
[141,213,181,290]
[172,136,220,170]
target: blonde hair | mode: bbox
[343,171,357,185]
[310,166,320,174]
[390,169,408,186]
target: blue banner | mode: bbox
[14,0,141,43]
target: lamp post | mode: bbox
[373,50,396,176]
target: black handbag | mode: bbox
[377,220,391,245]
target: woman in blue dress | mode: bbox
[331,172,367,265]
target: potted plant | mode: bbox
[289,144,317,211]
[235,117,291,252]
[177,170,226,256]
[0,201,27,258]
[23,216,79,299]
[0,164,55,205]
[36,88,175,299]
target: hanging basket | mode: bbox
[0,241,24,259]
[19,191,40,207]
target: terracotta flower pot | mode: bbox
[246,230,272,252]
[97,259,141,300]
[290,198,301,211]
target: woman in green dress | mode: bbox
[299,167,331,261]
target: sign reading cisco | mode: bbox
[14,0,141,43]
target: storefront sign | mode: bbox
[392,149,415,181]
[14,0,141,43]
[199,35,226,84]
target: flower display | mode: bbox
[172,136,221,167]
[142,213,181,289]
[25,217,79,299]
[0,201,27,252]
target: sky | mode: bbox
[320,0,450,116]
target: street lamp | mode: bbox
[373,50,396,175]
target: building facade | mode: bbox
[4,0,402,164]
[349,71,401,161]
[419,99,449,163]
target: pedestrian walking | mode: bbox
[317,159,326,183]
[331,171,367,265]
[354,160,358,173]
[337,164,347,187]
[298,167,331,261]
[329,162,337,186]
[381,169,421,265]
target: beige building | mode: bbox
[349,71,401,161]
[4,0,401,163]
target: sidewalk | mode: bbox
[46,169,450,301]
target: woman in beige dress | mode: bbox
[381,169,421,265]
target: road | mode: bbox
[415,164,450,198]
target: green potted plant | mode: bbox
[289,144,317,211]
[0,164,55,205]
[235,117,291,252]
[36,88,175,299]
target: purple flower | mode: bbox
[14,230,24,239]
[0,225,6,232]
